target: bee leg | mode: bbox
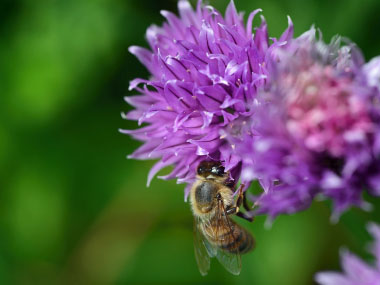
[225,184,245,215]
[226,206,254,222]
[235,183,245,211]
[225,206,238,215]
[236,211,254,222]
[242,192,251,212]
[229,184,255,222]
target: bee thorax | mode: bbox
[195,182,215,205]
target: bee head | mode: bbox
[197,161,226,178]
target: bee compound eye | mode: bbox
[216,193,222,200]
[197,166,205,174]
[217,166,225,176]
[212,166,224,176]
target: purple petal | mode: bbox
[163,80,197,112]
[148,156,179,186]
[187,130,221,155]
[129,46,154,72]
[199,23,222,54]
[367,223,380,269]
[224,0,244,34]
[254,16,269,53]
[195,85,229,111]
[278,16,294,43]
[341,249,379,282]
[315,272,353,285]
[218,23,247,47]
[178,0,197,27]
[160,10,186,39]
[246,9,262,39]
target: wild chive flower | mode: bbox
[237,29,380,221]
[315,222,380,285]
[122,0,293,198]
[123,0,380,220]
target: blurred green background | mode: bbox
[1,0,380,284]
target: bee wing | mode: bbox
[216,245,242,275]
[214,200,242,275]
[201,218,218,257]
[193,217,211,276]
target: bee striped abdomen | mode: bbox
[203,218,254,254]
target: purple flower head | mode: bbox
[315,222,380,285]
[239,28,380,221]
[122,0,293,199]
[124,0,380,221]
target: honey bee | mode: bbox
[190,161,255,276]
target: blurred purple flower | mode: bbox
[122,0,293,198]
[315,222,380,285]
[234,29,380,221]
